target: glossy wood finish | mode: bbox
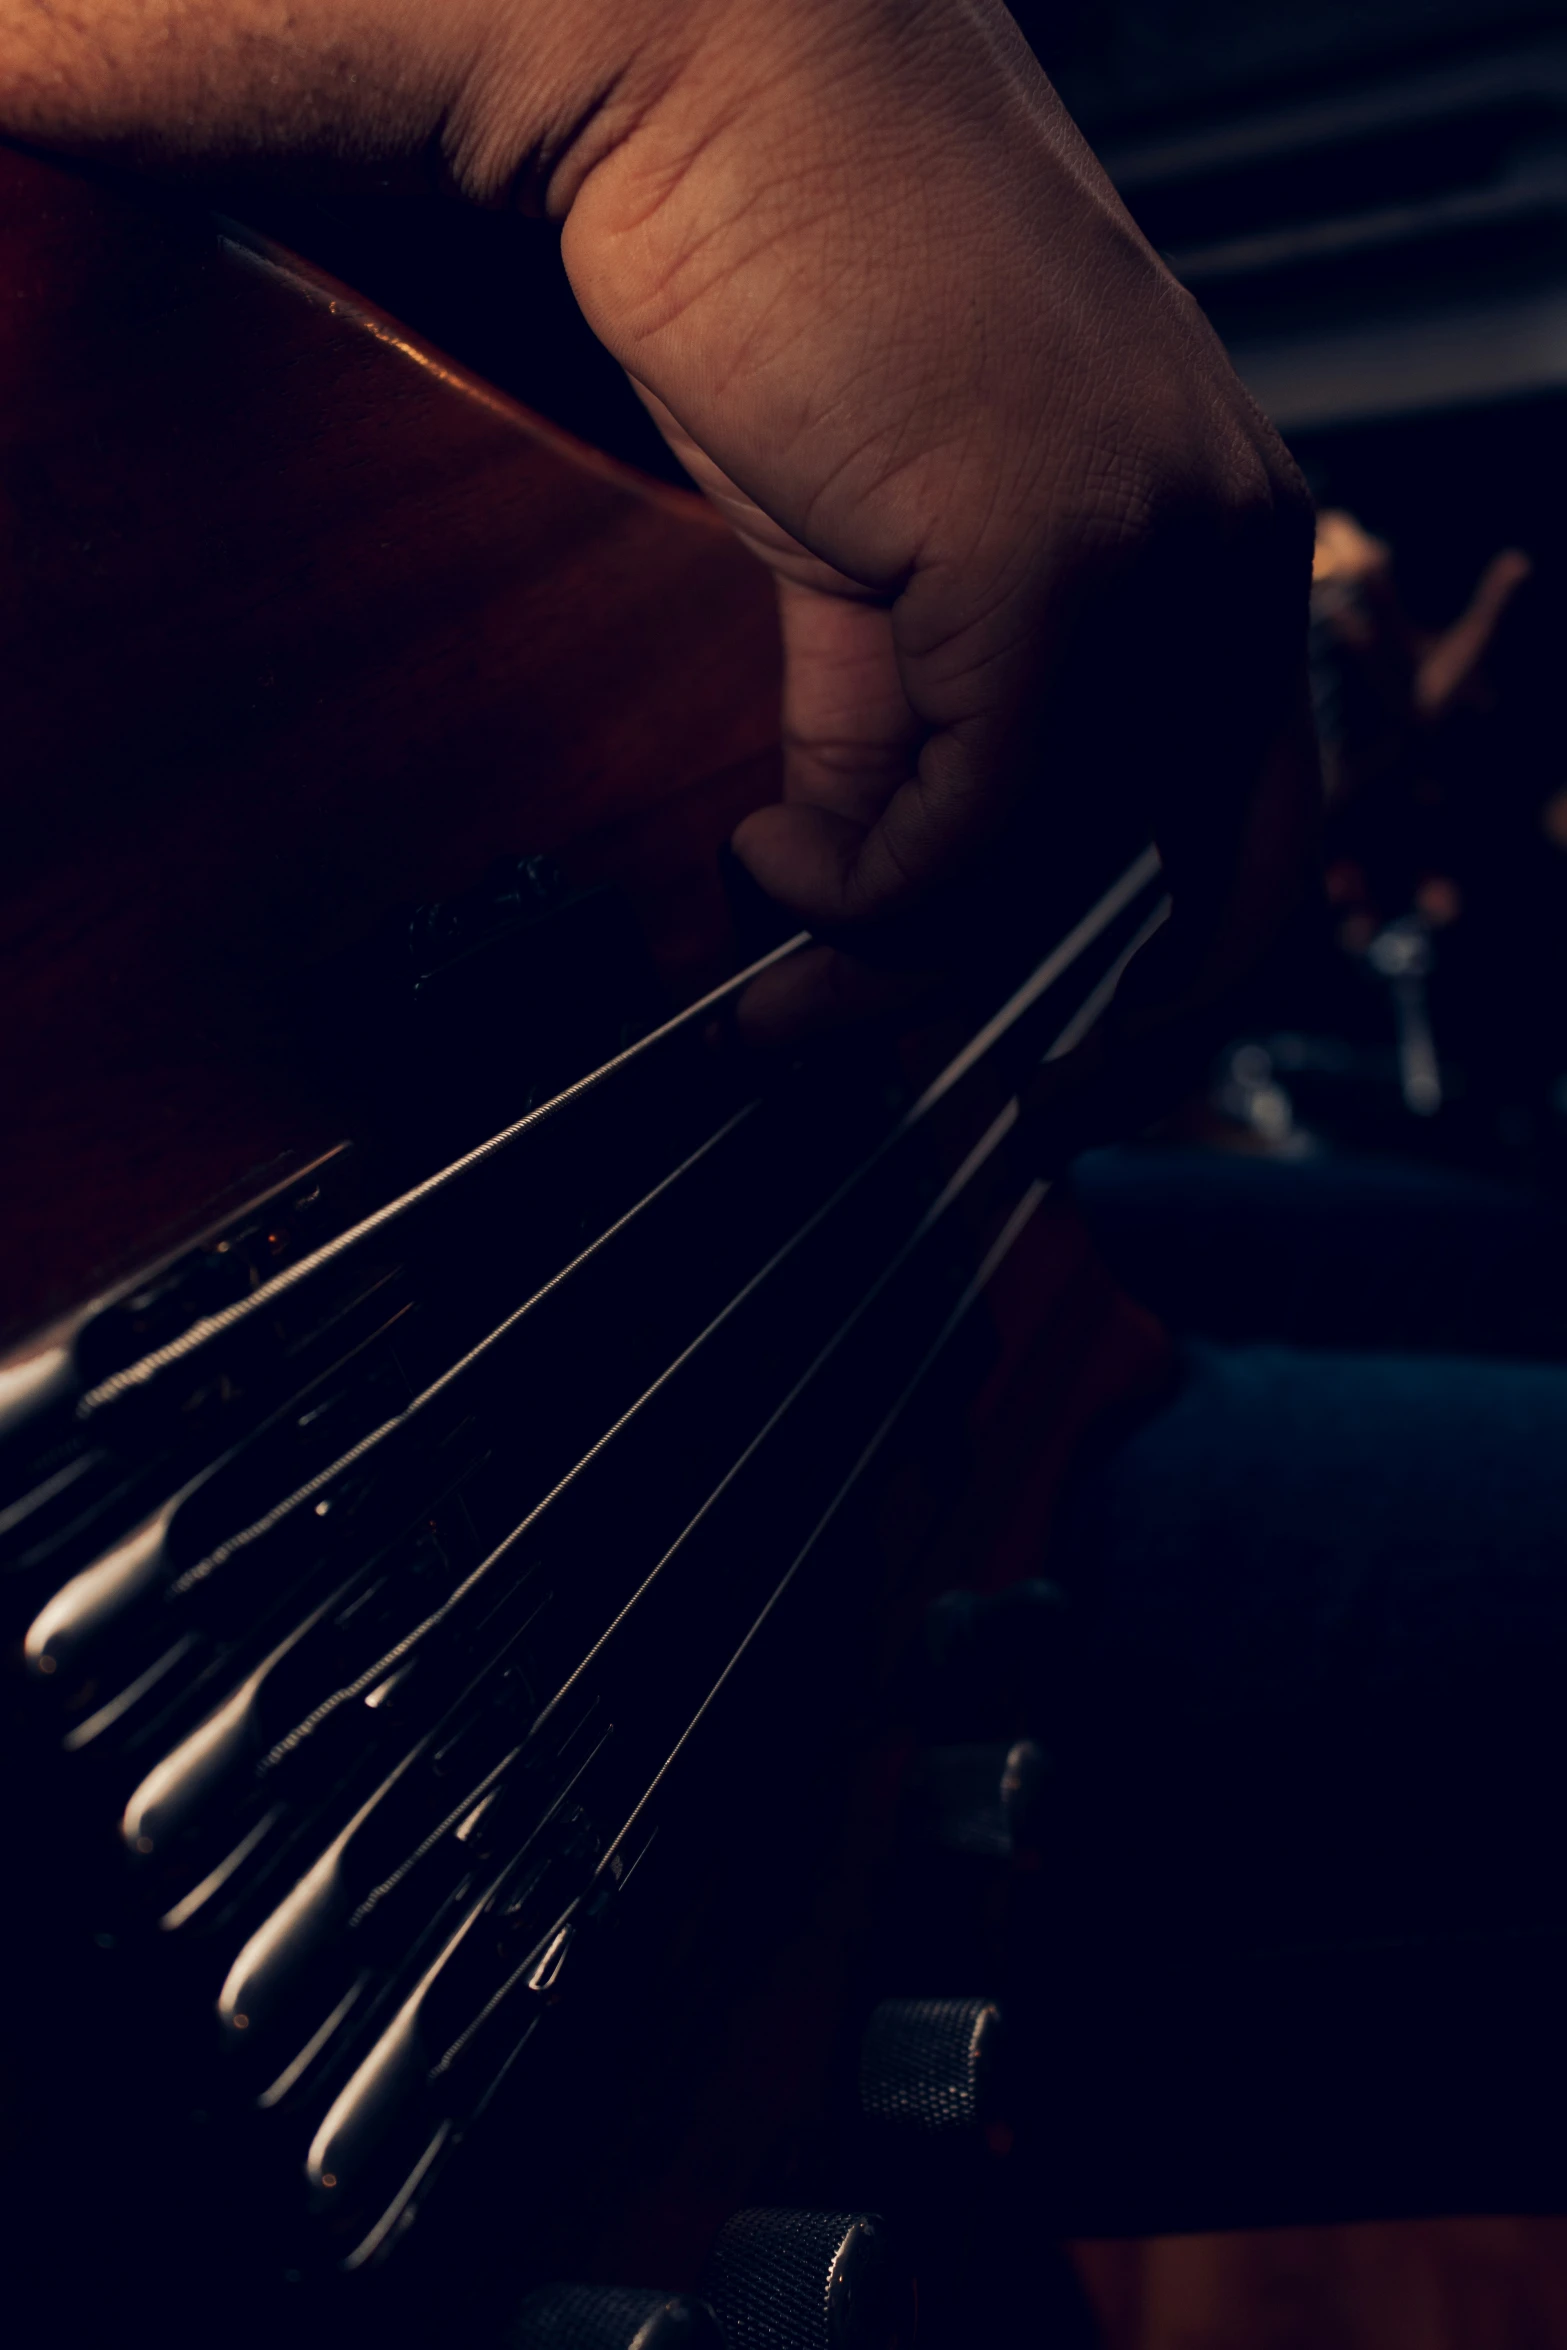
[0,145,781,1339]
[1071,2217,1567,2349]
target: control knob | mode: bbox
[700,2208,915,2350]
[858,1998,1008,2140]
[906,1739,1048,1864]
[511,2285,724,2350]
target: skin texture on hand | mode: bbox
[0,0,1318,1041]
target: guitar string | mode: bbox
[322,1157,1045,2265]
[538,891,1175,1745]
[470,854,1170,1740]
[122,856,1163,1966]
[343,1114,1053,2159]
[436,910,1167,2096]
[151,859,1167,2160]
[234,852,1166,1767]
[114,848,1159,1780]
[77,846,1161,1416]
[76,928,812,1413]
[294,1084,1039,2161]
[588,896,1177,1845]
[305,880,1163,2040]
[40,1107,761,1740]
[491,894,1177,2000]
[595,1170,1051,1877]
[528,1089,1029,1746]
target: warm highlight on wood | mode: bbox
[0,146,781,1336]
[1072,2217,1567,2349]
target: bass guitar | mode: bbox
[0,143,1170,2350]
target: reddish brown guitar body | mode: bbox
[0,146,783,1338]
[0,142,1169,2350]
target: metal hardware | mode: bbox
[859,1998,1007,2138]
[701,2210,915,2350]
[512,2287,725,2350]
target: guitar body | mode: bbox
[0,145,1170,2350]
[0,146,782,1337]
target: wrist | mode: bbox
[549,0,982,562]
[439,0,739,215]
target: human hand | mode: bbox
[555,0,1320,1042]
[0,0,1318,1048]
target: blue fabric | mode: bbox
[997,1150,1567,2218]
[1031,1336,1567,2224]
[1053,1340,1567,1946]
[1066,1339,1567,1721]
[1068,1144,1567,1357]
